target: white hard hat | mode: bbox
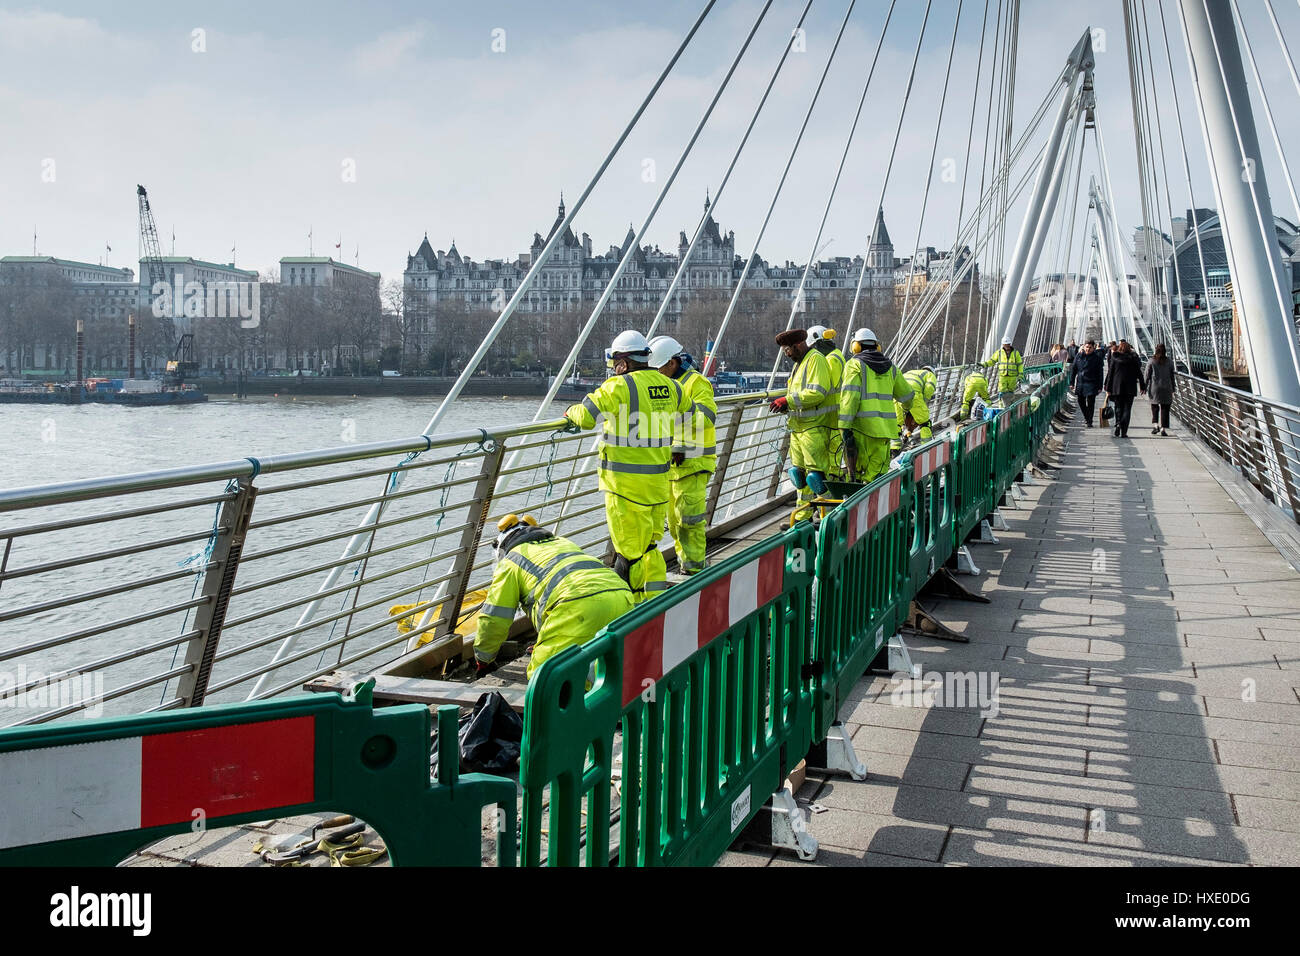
[853,328,878,344]
[609,329,651,357]
[806,325,828,346]
[647,335,683,369]
[1002,336,1013,346]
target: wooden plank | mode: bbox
[304,671,527,712]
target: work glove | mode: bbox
[768,396,788,414]
[671,452,686,467]
[561,419,582,434]
[475,659,499,677]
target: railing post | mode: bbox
[704,405,744,525]
[175,479,258,707]
[432,442,506,649]
[768,432,792,499]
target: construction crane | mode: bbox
[137,184,197,385]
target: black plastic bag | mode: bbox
[458,691,523,773]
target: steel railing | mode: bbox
[0,390,799,726]
[1172,372,1300,520]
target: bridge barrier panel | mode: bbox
[518,523,815,867]
[0,685,517,866]
[902,437,955,593]
[953,418,995,543]
[810,471,908,741]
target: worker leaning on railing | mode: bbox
[473,514,635,679]
[892,365,937,452]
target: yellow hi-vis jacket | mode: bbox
[670,367,717,476]
[474,534,632,670]
[897,368,936,426]
[961,371,991,417]
[983,347,1024,393]
[838,352,914,439]
[786,348,836,432]
[566,368,696,506]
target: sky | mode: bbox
[2,0,1298,283]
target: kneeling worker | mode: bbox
[770,328,835,521]
[474,514,635,680]
[959,368,992,420]
[838,328,913,483]
[649,335,716,575]
[892,365,937,452]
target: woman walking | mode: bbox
[1103,338,1143,438]
[1143,343,1176,436]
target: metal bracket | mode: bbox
[769,785,818,861]
[1017,471,1037,486]
[871,631,913,674]
[820,722,867,781]
[977,518,1001,543]
[1010,482,1028,500]
[955,544,980,575]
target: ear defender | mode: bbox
[497,513,539,533]
[851,341,863,354]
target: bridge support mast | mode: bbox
[1180,0,1300,403]
[990,30,1094,355]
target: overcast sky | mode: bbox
[2,0,1298,282]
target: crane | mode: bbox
[137,184,197,384]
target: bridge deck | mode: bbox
[724,411,1300,867]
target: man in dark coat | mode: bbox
[1069,339,1105,427]
[1103,338,1144,438]
[1066,340,1079,364]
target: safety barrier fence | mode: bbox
[519,524,814,866]
[0,682,516,866]
[0,368,1067,867]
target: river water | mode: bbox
[1,394,566,489]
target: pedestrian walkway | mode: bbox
[722,406,1300,866]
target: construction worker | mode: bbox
[769,328,835,522]
[892,365,937,452]
[983,337,1025,405]
[473,514,635,680]
[807,325,846,477]
[649,335,716,575]
[838,328,914,483]
[959,368,992,420]
[564,330,695,602]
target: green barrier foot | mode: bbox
[805,723,867,781]
[988,511,1010,532]
[954,545,981,575]
[868,632,913,675]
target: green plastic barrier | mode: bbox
[952,416,996,544]
[900,436,955,590]
[0,684,517,867]
[810,470,909,741]
[518,524,816,867]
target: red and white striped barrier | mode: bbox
[622,546,785,706]
[912,441,950,481]
[963,421,989,451]
[0,717,315,850]
[845,475,902,548]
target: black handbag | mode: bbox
[1100,400,1114,422]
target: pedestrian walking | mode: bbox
[1070,340,1105,427]
[1103,338,1143,438]
[1143,342,1176,436]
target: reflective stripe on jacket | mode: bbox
[838,354,914,439]
[474,535,630,664]
[672,368,718,475]
[897,368,935,425]
[786,348,836,432]
[565,367,695,505]
[961,372,991,415]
